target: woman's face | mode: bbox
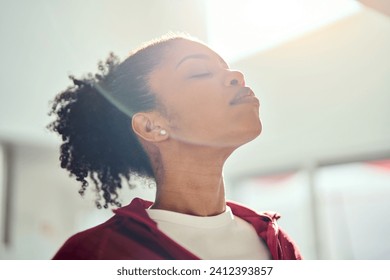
[148,39,262,148]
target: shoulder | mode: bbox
[227,200,303,260]
[52,198,159,260]
[52,215,123,259]
[226,200,280,221]
[277,226,303,260]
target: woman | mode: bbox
[49,33,302,260]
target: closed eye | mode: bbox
[190,73,213,78]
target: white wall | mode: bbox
[0,0,208,145]
[0,143,156,259]
[225,9,390,179]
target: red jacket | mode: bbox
[53,198,302,260]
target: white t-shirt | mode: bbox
[146,206,271,260]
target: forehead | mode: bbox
[147,39,227,97]
[160,39,227,69]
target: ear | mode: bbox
[132,112,169,142]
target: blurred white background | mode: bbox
[0,0,389,259]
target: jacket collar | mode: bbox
[113,197,283,260]
[113,198,157,232]
[113,197,280,232]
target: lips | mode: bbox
[230,87,259,105]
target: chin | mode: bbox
[247,117,263,138]
[245,122,262,143]
[229,119,263,148]
[255,119,263,137]
[243,113,262,140]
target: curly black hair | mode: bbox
[48,34,189,209]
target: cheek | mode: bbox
[165,104,225,141]
[165,86,223,121]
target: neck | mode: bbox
[151,143,233,216]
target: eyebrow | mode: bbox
[175,53,229,69]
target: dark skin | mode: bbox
[132,39,262,217]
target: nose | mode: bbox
[225,69,245,87]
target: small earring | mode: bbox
[159,129,167,136]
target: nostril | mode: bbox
[230,79,239,86]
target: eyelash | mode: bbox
[190,72,212,78]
